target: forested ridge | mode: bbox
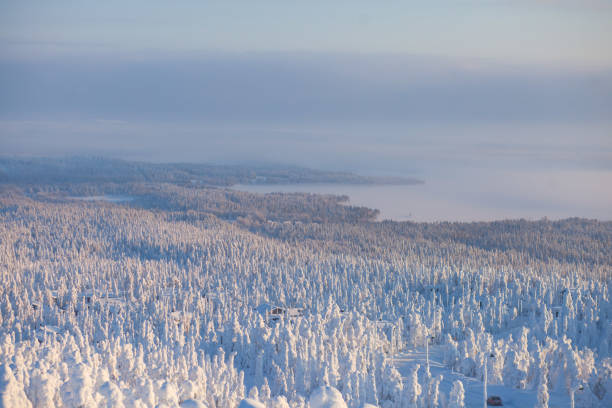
[0,157,420,187]
[1,174,611,407]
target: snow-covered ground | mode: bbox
[1,192,611,407]
[391,346,570,408]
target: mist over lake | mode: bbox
[4,118,611,222]
[234,166,612,222]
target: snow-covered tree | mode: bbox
[448,380,465,408]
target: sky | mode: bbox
[1,1,612,67]
[1,1,611,220]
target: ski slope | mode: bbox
[391,346,571,408]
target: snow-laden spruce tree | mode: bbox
[425,374,443,408]
[448,380,465,408]
[536,372,549,408]
[0,364,32,408]
[403,364,421,408]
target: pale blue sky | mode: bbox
[2,1,612,68]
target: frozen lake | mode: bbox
[70,195,134,203]
[233,168,612,222]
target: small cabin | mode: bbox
[423,284,442,294]
[256,303,304,322]
[256,303,285,317]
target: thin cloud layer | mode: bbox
[1,53,610,123]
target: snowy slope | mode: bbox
[1,191,611,407]
[392,346,571,408]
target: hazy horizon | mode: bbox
[1,1,611,221]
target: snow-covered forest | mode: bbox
[1,175,611,407]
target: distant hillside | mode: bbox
[0,156,422,186]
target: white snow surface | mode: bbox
[391,346,571,408]
[180,400,208,408]
[309,386,348,408]
[238,398,266,408]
